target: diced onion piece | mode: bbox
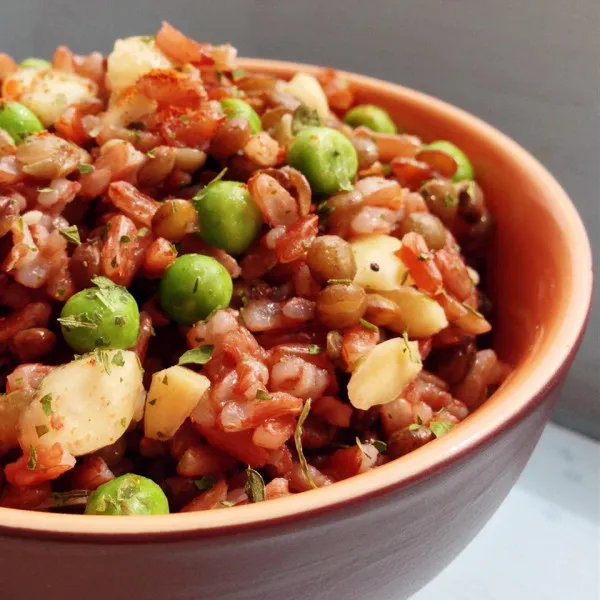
[281,73,330,120]
[350,234,409,291]
[144,366,210,440]
[9,70,98,126]
[380,287,448,337]
[19,351,143,456]
[107,36,173,97]
[348,338,422,410]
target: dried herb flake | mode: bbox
[177,345,215,366]
[245,467,266,503]
[294,398,316,489]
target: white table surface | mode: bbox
[413,423,600,599]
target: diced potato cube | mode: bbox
[380,286,448,338]
[350,234,409,291]
[281,73,330,120]
[348,338,422,410]
[19,350,143,456]
[144,366,210,440]
[107,36,173,97]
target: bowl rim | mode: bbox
[0,57,593,542]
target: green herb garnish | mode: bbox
[35,425,49,438]
[194,474,217,492]
[359,318,378,332]
[429,420,455,438]
[255,389,270,401]
[401,331,419,364]
[245,468,266,503]
[77,163,95,175]
[177,345,215,366]
[371,440,387,454]
[39,393,53,416]
[27,446,38,470]
[308,344,323,355]
[112,351,125,367]
[294,398,316,490]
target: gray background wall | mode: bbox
[1,0,598,437]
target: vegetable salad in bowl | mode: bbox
[0,22,509,515]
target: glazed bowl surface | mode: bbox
[0,59,592,600]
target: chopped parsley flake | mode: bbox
[39,393,53,416]
[77,163,95,175]
[401,331,419,363]
[255,389,270,401]
[59,225,81,246]
[35,425,49,438]
[111,351,125,367]
[308,344,323,355]
[194,474,217,492]
[27,446,38,470]
[177,345,215,366]
[429,420,455,438]
[371,440,387,454]
[359,318,379,332]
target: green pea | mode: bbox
[159,254,233,326]
[287,126,358,195]
[59,279,140,353]
[85,474,169,515]
[19,57,51,70]
[424,140,474,181]
[220,98,263,134]
[343,104,397,134]
[193,180,262,255]
[0,101,44,144]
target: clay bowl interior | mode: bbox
[0,59,593,599]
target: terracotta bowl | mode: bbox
[0,59,592,600]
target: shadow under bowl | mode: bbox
[0,59,593,600]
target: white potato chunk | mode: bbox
[348,338,422,410]
[144,366,210,440]
[9,70,98,126]
[19,350,143,456]
[1,67,39,100]
[350,234,409,291]
[280,73,330,120]
[380,287,448,337]
[0,390,34,455]
[107,36,173,97]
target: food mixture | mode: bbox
[0,22,510,515]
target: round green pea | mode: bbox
[0,101,44,144]
[220,98,263,134]
[85,474,169,516]
[159,254,233,326]
[287,126,358,195]
[425,140,474,181]
[343,104,397,134]
[60,279,140,353]
[19,57,52,70]
[193,180,262,255]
